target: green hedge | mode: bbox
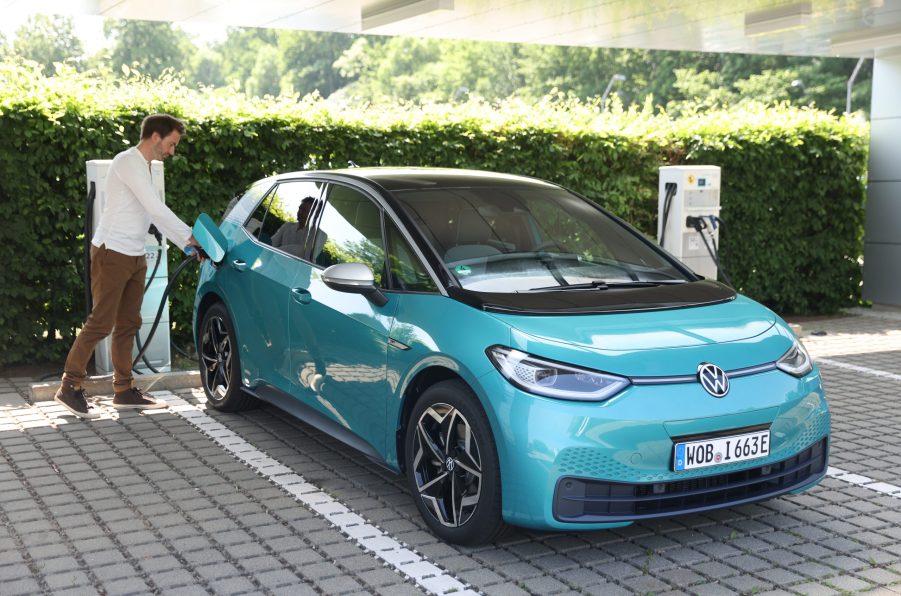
[0,64,868,366]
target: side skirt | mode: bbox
[242,385,398,474]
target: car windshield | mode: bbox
[394,185,690,292]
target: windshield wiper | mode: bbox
[526,280,687,292]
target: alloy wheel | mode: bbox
[412,403,482,527]
[201,315,232,400]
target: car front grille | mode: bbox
[554,437,828,523]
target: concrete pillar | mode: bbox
[864,54,901,306]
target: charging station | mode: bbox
[85,160,172,374]
[657,165,722,280]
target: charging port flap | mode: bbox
[192,213,227,264]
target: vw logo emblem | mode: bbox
[445,457,455,472]
[698,363,729,397]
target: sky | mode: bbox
[0,9,227,54]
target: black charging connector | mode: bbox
[685,215,733,287]
[685,215,706,231]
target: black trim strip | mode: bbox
[670,423,772,445]
[566,453,809,504]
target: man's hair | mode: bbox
[297,197,316,227]
[140,114,186,140]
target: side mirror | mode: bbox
[322,263,389,307]
[192,213,228,264]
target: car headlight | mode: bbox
[486,346,630,402]
[776,341,813,377]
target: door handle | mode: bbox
[291,288,311,304]
[231,259,247,272]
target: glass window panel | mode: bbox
[248,180,323,256]
[314,185,385,286]
[386,219,437,292]
[395,186,687,292]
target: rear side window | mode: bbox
[244,180,324,255]
[245,192,275,242]
[265,181,324,259]
[225,179,272,224]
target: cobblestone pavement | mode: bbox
[2,308,901,595]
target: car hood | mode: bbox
[489,295,788,377]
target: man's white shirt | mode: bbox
[92,147,192,256]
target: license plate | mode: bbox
[673,429,770,472]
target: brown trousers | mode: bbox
[63,244,147,392]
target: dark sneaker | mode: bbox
[112,387,167,410]
[54,382,101,419]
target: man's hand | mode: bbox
[186,236,208,262]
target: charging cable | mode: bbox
[84,183,96,318]
[130,248,207,369]
[659,182,677,247]
[133,226,164,374]
[685,215,733,287]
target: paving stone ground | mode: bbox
[2,307,901,595]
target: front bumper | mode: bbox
[554,436,827,522]
[477,367,830,530]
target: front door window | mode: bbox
[313,184,386,285]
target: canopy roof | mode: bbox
[5,0,901,57]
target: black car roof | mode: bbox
[275,167,560,192]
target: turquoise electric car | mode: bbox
[192,168,829,545]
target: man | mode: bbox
[55,114,203,419]
[271,196,327,259]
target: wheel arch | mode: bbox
[194,289,227,347]
[195,290,257,412]
[395,365,481,474]
[397,364,508,544]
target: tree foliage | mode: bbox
[189,47,226,88]
[12,15,83,69]
[664,56,872,115]
[278,30,358,97]
[245,44,281,97]
[330,38,871,114]
[103,18,193,79]
[332,36,526,102]
[3,15,873,115]
[215,27,277,89]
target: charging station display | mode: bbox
[85,160,172,374]
[657,165,721,281]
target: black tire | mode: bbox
[404,380,506,545]
[198,302,255,411]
